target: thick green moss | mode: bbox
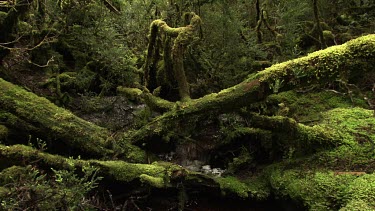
[320,107,375,144]
[341,199,374,211]
[0,144,163,187]
[268,169,358,210]
[116,87,143,102]
[95,160,165,183]
[215,176,270,199]
[342,174,375,209]
[139,174,165,188]
[266,90,367,123]
[267,165,375,210]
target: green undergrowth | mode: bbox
[214,105,375,206]
[267,168,375,210]
[311,107,375,170]
[0,164,101,210]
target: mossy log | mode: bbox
[117,86,174,112]
[129,34,375,144]
[0,78,114,158]
[0,144,251,196]
[245,113,341,155]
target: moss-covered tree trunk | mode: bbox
[0,78,116,158]
[144,12,201,101]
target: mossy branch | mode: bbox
[117,86,174,112]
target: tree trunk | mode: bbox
[144,13,202,101]
[313,0,326,49]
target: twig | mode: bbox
[27,56,54,68]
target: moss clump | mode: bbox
[116,87,143,102]
[342,174,375,209]
[266,90,367,123]
[267,165,375,210]
[215,176,270,199]
[216,176,251,198]
[139,174,165,188]
[268,169,358,210]
[95,160,165,184]
[227,147,252,173]
[341,199,374,211]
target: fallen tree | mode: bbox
[127,34,375,145]
[0,78,147,162]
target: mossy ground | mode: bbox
[265,90,368,124]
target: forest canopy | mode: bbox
[0,0,375,210]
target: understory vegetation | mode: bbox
[0,0,375,210]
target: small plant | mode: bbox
[0,163,102,210]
